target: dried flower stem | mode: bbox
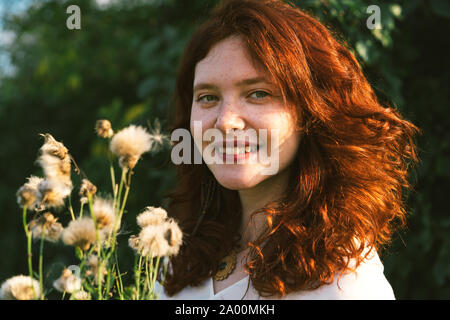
[103,251,123,300]
[39,226,45,300]
[97,164,130,300]
[110,163,116,197]
[97,260,104,299]
[77,245,96,276]
[87,194,103,300]
[115,276,123,300]
[21,205,36,299]
[145,256,160,300]
[118,172,131,221]
[153,256,161,296]
[79,202,85,218]
[107,148,117,219]
[102,167,130,299]
[104,263,112,300]
[109,167,131,253]
[135,254,143,300]
[145,257,152,299]
[68,195,75,221]
[116,168,127,215]
[75,245,97,300]
[114,251,124,299]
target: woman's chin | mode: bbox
[209,166,265,190]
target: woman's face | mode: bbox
[190,35,301,190]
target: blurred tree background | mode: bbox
[0,0,448,299]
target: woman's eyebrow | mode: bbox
[193,76,272,93]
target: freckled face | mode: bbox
[190,35,301,190]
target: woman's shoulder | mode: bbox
[281,250,395,300]
[155,277,212,300]
[156,249,396,300]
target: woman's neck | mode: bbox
[237,167,291,246]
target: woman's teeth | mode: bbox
[218,146,258,155]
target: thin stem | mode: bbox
[87,194,103,300]
[104,261,112,300]
[79,202,85,218]
[110,161,118,225]
[114,250,124,299]
[135,254,143,300]
[78,245,96,277]
[115,276,123,300]
[145,256,152,299]
[110,163,116,197]
[116,167,127,215]
[39,226,46,300]
[97,259,103,300]
[107,142,116,194]
[22,206,36,299]
[151,256,161,299]
[68,195,75,221]
[109,168,131,254]
[115,170,132,242]
[118,186,130,223]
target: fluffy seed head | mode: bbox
[29,212,63,242]
[95,119,114,138]
[164,218,183,256]
[130,206,182,257]
[53,268,82,294]
[37,179,73,209]
[109,125,153,169]
[92,197,115,232]
[39,134,69,160]
[128,235,140,251]
[79,179,97,204]
[62,217,97,251]
[16,176,44,209]
[70,290,91,300]
[0,275,40,300]
[136,206,168,228]
[136,225,170,257]
[148,119,169,153]
[35,134,72,201]
[37,153,72,182]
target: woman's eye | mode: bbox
[196,95,218,103]
[195,91,270,104]
[249,91,270,99]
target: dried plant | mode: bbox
[1,119,177,300]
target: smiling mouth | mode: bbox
[214,144,261,164]
[216,145,259,155]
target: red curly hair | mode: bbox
[163,0,421,297]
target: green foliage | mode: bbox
[0,0,448,298]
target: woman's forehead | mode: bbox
[194,36,268,81]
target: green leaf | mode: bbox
[75,247,84,261]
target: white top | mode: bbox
[156,249,395,300]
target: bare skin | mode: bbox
[190,35,301,295]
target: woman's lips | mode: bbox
[216,144,260,163]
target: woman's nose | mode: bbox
[213,100,245,132]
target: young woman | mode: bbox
[159,0,420,299]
